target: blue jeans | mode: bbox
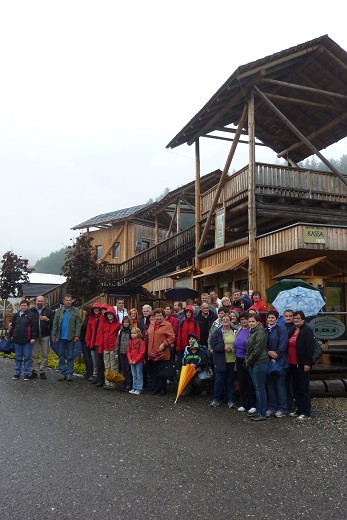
[14,343,31,376]
[58,340,74,376]
[213,363,236,403]
[249,363,269,416]
[131,363,144,392]
[267,369,287,413]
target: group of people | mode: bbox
[7,288,316,420]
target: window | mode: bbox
[95,245,102,260]
[142,240,150,250]
[112,242,120,259]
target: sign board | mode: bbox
[308,316,345,340]
[303,229,327,244]
[215,208,225,248]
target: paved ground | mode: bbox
[0,357,346,520]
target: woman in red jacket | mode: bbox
[101,307,121,390]
[176,305,200,371]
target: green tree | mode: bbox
[61,235,101,305]
[34,247,67,274]
[0,251,32,300]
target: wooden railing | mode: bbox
[101,226,196,287]
[201,163,347,215]
[42,282,67,309]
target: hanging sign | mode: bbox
[303,229,327,244]
[309,316,345,339]
[215,208,225,248]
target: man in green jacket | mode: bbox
[52,294,81,381]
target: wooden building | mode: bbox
[165,34,347,315]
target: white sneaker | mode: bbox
[237,406,246,412]
[133,390,141,395]
[248,407,257,414]
[297,414,311,420]
[129,389,135,394]
[275,411,286,418]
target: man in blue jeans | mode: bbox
[52,295,81,381]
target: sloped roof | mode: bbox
[72,204,147,230]
[193,256,249,278]
[28,273,66,284]
[273,256,345,279]
[167,35,347,164]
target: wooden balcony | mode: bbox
[101,226,196,288]
[201,163,347,216]
[199,163,347,246]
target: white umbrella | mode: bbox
[272,286,325,316]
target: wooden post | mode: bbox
[177,198,181,233]
[155,215,159,245]
[124,221,128,260]
[248,89,257,293]
[195,139,201,270]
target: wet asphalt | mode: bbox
[0,357,346,520]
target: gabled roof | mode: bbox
[72,170,221,230]
[167,35,347,164]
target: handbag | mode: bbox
[312,338,324,365]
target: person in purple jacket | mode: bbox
[234,312,256,414]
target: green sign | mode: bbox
[303,229,327,244]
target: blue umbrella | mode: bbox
[272,286,325,316]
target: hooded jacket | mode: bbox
[95,304,109,352]
[101,307,121,352]
[176,306,200,352]
[85,303,101,348]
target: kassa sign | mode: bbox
[309,316,345,340]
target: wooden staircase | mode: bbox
[101,225,196,288]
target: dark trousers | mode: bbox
[96,351,105,383]
[285,368,295,410]
[147,360,167,393]
[288,364,311,417]
[119,352,133,390]
[236,357,256,409]
[81,341,93,379]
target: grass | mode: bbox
[0,349,86,375]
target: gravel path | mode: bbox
[0,357,346,520]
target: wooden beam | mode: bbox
[197,103,248,252]
[101,226,124,262]
[261,78,347,101]
[166,204,178,238]
[195,139,201,270]
[177,198,181,233]
[155,216,159,245]
[254,86,347,188]
[180,196,195,212]
[203,135,267,146]
[237,45,320,81]
[263,92,343,111]
[248,89,257,292]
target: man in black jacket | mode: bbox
[196,303,216,347]
[29,295,55,379]
[10,300,38,380]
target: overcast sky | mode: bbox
[1,1,346,265]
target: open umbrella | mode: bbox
[165,287,199,301]
[174,365,197,404]
[266,278,320,303]
[272,286,325,316]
